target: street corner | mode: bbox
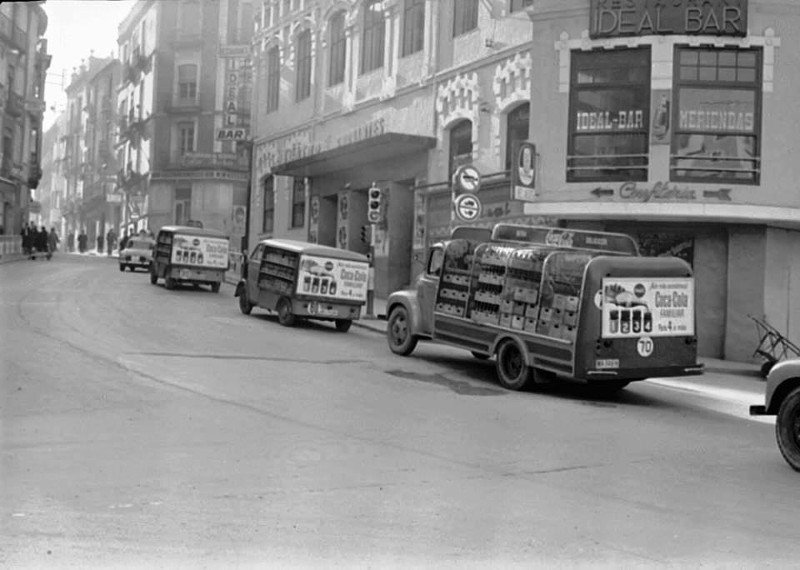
[353,315,388,335]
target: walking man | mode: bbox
[106,227,117,256]
[47,227,59,259]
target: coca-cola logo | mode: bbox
[545,230,574,248]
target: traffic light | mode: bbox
[367,184,382,223]
[360,224,372,244]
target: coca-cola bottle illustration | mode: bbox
[652,94,670,141]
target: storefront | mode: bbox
[526,0,799,360]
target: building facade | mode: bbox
[525,0,798,360]
[37,111,66,234]
[117,0,254,244]
[249,0,538,299]
[0,1,49,237]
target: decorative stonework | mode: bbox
[493,52,532,111]
[555,28,782,93]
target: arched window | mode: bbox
[449,120,473,176]
[266,46,280,113]
[505,103,530,172]
[361,0,385,73]
[295,30,312,101]
[328,11,346,86]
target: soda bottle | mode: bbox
[620,310,631,334]
[328,280,337,296]
[312,277,320,294]
[320,278,329,295]
[303,276,311,292]
[609,310,619,334]
[632,309,642,333]
[644,311,653,333]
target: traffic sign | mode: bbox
[453,193,482,222]
[453,165,481,193]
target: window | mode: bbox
[179,0,201,36]
[361,0,385,73]
[178,64,198,100]
[453,0,478,37]
[295,30,312,101]
[262,176,274,233]
[509,0,534,12]
[448,120,473,177]
[266,46,280,113]
[402,0,425,57]
[178,122,195,155]
[505,103,530,172]
[567,48,651,182]
[328,12,346,86]
[671,47,761,184]
[291,177,306,228]
[427,247,444,277]
[175,187,191,224]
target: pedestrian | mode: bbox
[78,230,87,253]
[38,226,48,257]
[106,228,116,256]
[47,227,59,259]
[20,222,33,259]
[96,233,104,255]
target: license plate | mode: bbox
[180,269,202,279]
[317,305,338,317]
[595,358,620,370]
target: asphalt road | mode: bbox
[1,254,798,568]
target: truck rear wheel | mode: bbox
[495,339,530,391]
[277,298,296,327]
[210,282,221,293]
[165,277,176,290]
[334,319,352,333]
[238,288,253,315]
[776,387,800,472]
[387,306,417,356]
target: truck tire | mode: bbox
[119,264,126,272]
[387,306,418,356]
[210,282,221,293]
[334,319,352,333]
[165,277,176,290]
[150,268,158,285]
[238,288,253,315]
[495,339,531,391]
[776,387,800,472]
[277,298,296,327]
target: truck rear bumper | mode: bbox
[584,363,705,381]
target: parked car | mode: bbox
[750,358,800,471]
[119,237,155,272]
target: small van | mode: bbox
[150,225,230,292]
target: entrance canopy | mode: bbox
[271,132,436,178]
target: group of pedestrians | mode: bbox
[20,222,59,260]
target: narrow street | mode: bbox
[1,255,798,568]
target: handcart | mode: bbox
[748,314,800,378]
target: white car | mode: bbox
[119,238,155,272]
[751,358,800,472]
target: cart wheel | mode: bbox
[387,306,418,356]
[776,387,800,472]
[277,298,296,327]
[471,351,490,360]
[210,282,221,293]
[165,277,176,290]
[334,319,352,333]
[238,288,253,315]
[761,361,776,378]
[150,268,158,285]
[495,339,531,391]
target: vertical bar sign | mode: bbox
[225,58,241,127]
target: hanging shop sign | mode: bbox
[600,277,695,339]
[589,0,748,39]
[590,181,733,202]
[511,141,537,202]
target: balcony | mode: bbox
[133,51,152,75]
[116,163,144,191]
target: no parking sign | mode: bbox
[453,193,482,222]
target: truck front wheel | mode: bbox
[277,298,296,327]
[496,339,531,391]
[776,387,800,472]
[387,306,417,356]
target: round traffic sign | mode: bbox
[454,165,481,193]
[453,193,482,222]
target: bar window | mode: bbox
[262,176,274,234]
[567,47,651,182]
[449,120,473,177]
[177,64,197,100]
[402,0,425,57]
[671,47,761,184]
[291,177,306,228]
[328,11,346,86]
[453,0,478,37]
[266,46,280,113]
[361,0,385,73]
[295,30,312,102]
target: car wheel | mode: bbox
[165,277,176,290]
[495,339,531,391]
[334,319,352,333]
[119,264,125,272]
[387,306,418,356]
[776,387,800,472]
[471,351,490,360]
[210,282,221,293]
[238,289,253,315]
[277,298,296,327]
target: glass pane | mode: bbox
[699,51,717,66]
[738,52,757,67]
[718,51,737,67]
[676,88,756,133]
[699,66,716,81]
[737,68,756,82]
[680,50,698,65]
[575,88,648,129]
[718,67,736,82]
[680,67,698,81]
[672,134,758,182]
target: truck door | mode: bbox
[246,244,265,301]
[416,245,444,335]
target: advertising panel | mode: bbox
[171,235,230,269]
[297,255,369,302]
[601,277,694,338]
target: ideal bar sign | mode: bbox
[590,0,748,39]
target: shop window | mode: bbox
[295,30,312,102]
[453,0,478,37]
[449,120,473,177]
[262,176,274,234]
[509,0,533,12]
[177,122,195,155]
[637,233,695,267]
[174,187,191,225]
[291,177,306,228]
[567,48,651,182]
[266,46,280,113]
[361,0,385,73]
[328,11,346,86]
[505,103,530,172]
[671,47,761,185]
[402,0,425,57]
[177,64,198,101]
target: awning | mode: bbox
[271,132,437,178]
